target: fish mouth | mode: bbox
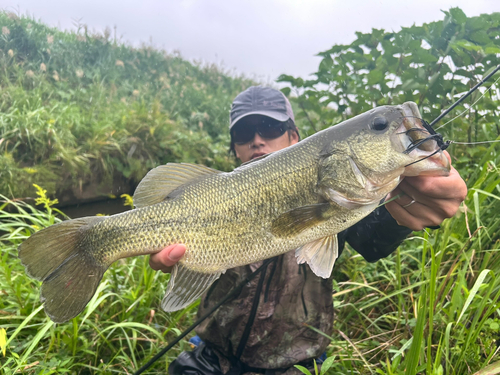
[394,102,450,177]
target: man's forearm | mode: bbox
[345,206,412,262]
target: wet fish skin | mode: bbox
[18,102,450,323]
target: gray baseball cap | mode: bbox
[229,86,295,129]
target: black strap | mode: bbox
[234,261,269,360]
[299,264,308,317]
[263,257,278,303]
[133,258,275,375]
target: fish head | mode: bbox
[318,102,450,206]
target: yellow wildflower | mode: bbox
[121,194,134,208]
[0,328,6,356]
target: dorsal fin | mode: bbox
[133,163,222,208]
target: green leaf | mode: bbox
[318,55,333,73]
[294,365,313,375]
[367,69,383,85]
[470,30,491,45]
[466,16,486,31]
[17,320,54,370]
[484,46,500,55]
[413,50,439,64]
[280,87,291,96]
[406,297,427,375]
[457,269,492,324]
[454,40,482,52]
[450,7,467,25]
[320,356,336,375]
[276,74,296,83]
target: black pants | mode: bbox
[168,343,318,375]
[169,343,223,375]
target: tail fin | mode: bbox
[18,217,107,323]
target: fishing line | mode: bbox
[133,258,275,375]
[450,140,500,145]
[399,65,500,163]
[376,194,403,208]
[428,64,500,128]
[434,73,500,131]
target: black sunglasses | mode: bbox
[231,118,291,145]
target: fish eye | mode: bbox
[371,116,389,132]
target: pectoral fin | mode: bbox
[295,234,338,279]
[161,264,221,312]
[271,203,332,238]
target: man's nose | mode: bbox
[250,132,266,147]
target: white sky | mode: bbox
[2,0,499,83]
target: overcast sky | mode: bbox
[2,0,499,83]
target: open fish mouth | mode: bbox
[394,102,450,177]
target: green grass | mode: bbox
[0,192,201,373]
[2,149,500,374]
[2,8,500,375]
[0,11,253,200]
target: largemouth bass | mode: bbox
[19,102,450,323]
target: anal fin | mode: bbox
[295,234,338,279]
[162,264,221,312]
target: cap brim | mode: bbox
[229,110,290,129]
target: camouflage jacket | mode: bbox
[194,206,412,374]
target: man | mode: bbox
[150,86,467,374]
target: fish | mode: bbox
[18,101,450,323]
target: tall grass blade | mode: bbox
[457,269,491,324]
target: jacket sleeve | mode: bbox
[343,206,412,262]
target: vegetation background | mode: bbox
[1,7,500,375]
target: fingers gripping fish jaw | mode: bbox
[397,102,451,176]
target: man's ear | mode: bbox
[289,129,299,145]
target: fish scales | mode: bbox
[18,102,451,322]
[91,135,323,272]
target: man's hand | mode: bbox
[385,153,467,231]
[149,244,186,273]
